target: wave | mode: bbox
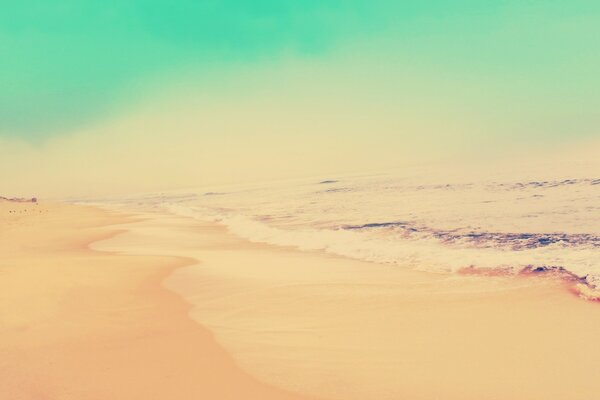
[165,204,600,297]
[342,221,600,250]
[98,171,599,301]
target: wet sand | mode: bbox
[97,211,600,400]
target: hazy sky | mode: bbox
[1,1,599,196]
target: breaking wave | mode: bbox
[100,171,600,299]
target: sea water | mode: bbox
[98,165,600,291]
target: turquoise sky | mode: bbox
[2,0,600,140]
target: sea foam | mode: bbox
[158,171,600,294]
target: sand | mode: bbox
[97,211,600,400]
[0,201,316,400]
[3,202,600,400]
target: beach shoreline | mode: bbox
[0,201,316,400]
[96,207,600,400]
[4,201,600,400]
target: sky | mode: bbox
[1,1,599,196]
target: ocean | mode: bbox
[97,166,600,296]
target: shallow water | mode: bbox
[97,166,600,291]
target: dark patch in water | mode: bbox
[461,264,600,302]
[461,264,587,283]
[501,178,599,190]
[343,221,412,230]
[341,220,600,249]
[437,231,600,250]
[519,265,592,291]
[322,188,352,193]
[414,183,474,191]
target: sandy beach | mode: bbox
[0,201,315,400]
[98,208,600,400]
[3,201,600,400]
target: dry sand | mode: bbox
[3,202,600,400]
[0,201,316,400]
